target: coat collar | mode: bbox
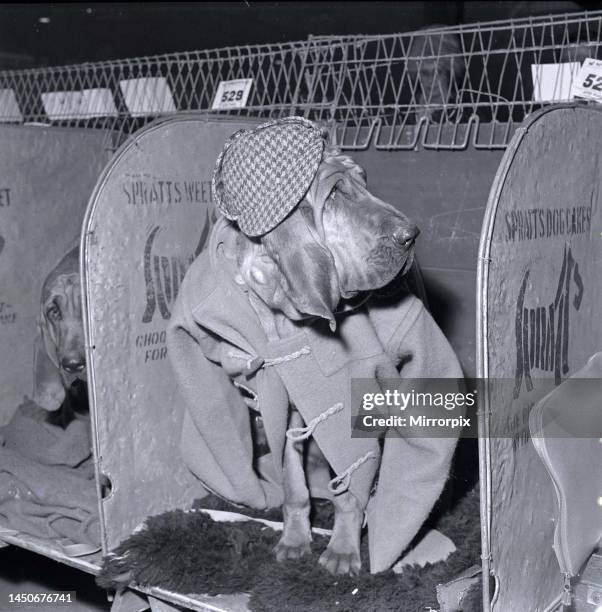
[191,218,268,362]
[192,217,377,365]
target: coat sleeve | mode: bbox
[386,297,464,380]
[167,294,271,509]
[367,297,464,573]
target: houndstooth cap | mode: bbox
[212,117,326,237]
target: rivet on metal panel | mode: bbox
[86,230,99,247]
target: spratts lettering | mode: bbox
[504,205,592,242]
[135,330,166,347]
[123,180,181,205]
[513,245,584,399]
[135,330,168,362]
[183,181,211,204]
[143,345,167,362]
[123,179,212,206]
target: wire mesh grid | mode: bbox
[303,10,602,149]
[0,41,312,147]
[0,10,600,150]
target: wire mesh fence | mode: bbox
[0,41,312,146]
[0,10,600,150]
[303,10,602,148]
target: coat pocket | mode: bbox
[307,311,384,377]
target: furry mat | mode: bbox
[97,488,481,612]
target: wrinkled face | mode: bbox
[306,149,418,297]
[237,146,419,329]
[42,272,86,386]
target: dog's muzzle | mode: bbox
[392,224,420,250]
[393,223,419,275]
[61,356,86,375]
[361,220,419,292]
[60,354,87,387]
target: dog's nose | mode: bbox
[393,224,420,248]
[61,357,86,374]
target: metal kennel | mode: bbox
[81,114,263,551]
[0,9,600,610]
[0,124,115,573]
[1,11,599,376]
[81,113,269,612]
[477,104,602,612]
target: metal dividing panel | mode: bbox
[477,104,602,611]
[351,145,504,378]
[0,125,113,426]
[82,114,261,552]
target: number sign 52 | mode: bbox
[212,79,253,110]
[571,58,602,102]
[581,73,602,92]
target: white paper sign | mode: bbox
[531,62,581,102]
[0,89,22,122]
[570,58,602,102]
[119,77,177,117]
[41,89,118,120]
[211,79,253,110]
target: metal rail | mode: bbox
[0,10,599,149]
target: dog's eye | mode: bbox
[46,304,60,320]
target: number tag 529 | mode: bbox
[571,58,602,102]
[212,79,253,110]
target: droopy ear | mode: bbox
[261,210,340,330]
[33,329,64,412]
[322,144,367,186]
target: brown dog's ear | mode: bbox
[262,210,340,330]
[33,331,64,412]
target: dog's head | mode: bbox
[34,246,86,411]
[234,144,419,330]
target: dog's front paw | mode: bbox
[274,507,312,561]
[274,535,312,561]
[318,543,361,575]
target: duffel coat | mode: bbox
[167,219,463,573]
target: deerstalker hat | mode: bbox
[211,116,325,237]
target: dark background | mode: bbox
[0,1,601,69]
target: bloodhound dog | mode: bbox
[230,144,419,575]
[33,246,88,427]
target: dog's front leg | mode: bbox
[319,491,363,575]
[274,409,312,561]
